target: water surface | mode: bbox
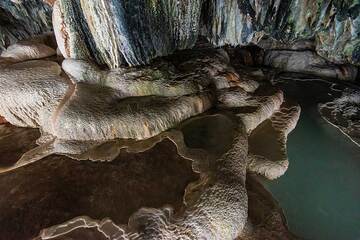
[264,80,360,240]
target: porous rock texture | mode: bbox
[0,124,198,239]
[0,120,295,240]
[0,37,301,239]
[0,41,265,172]
[33,111,298,240]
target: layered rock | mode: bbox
[0,0,52,51]
[53,0,202,67]
[38,0,360,68]
[1,0,358,69]
[204,0,360,66]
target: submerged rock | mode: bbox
[0,37,301,239]
[238,175,298,240]
[0,127,197,239]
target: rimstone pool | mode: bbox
[263,79,360,240]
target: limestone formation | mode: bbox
[2,0,359,68]
[33,99,301,239]
[204,0,360,66]
[0,34,304,238]
[52,0,202,67]
[1,1,358,239]
[0,118,294,239]
[35,114,249,240]
[216,87,301,179]
[1,42,259,172]
[263,50,358,81]
[320,90,360,146]
[248,103,301,179]
[1,41,56,62]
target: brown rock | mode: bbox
[0,116,7,125]
[43,0,56,6]
[0,125,198,240]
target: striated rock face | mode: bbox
[204,0,360,66]
[53,0,202,67]
[1,0,359,69]
[44,0,360,68]
[0,0,52,51]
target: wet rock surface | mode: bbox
[320,89,360,146]
[239,175,298,240]
[0,127,197,240]
[0,115,296,240]
[0,17,358,238]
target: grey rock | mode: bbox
[0,0,52,51]
[263,50,359,81]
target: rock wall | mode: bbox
[1,0,360,67]
[53,0,202,67]
[0,0,52,51]
[203,0,360,67]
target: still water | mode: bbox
[263,80,360,240]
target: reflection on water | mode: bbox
[264,79,360,240]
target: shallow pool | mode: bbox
[263,79,360,240]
